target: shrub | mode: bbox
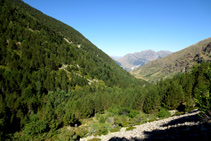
[93,126,108,136]
[114,116,129,127]
[95,113,101,120]
[99,116,106,123]
[129,110,140,118]
[108,106,120,116]
[23,120,47,136]
[110,127,120,132]
[195,88,211,122]
[56,128,75,141]
[157,108,170,118]
[75,128,88,138]
[184,98,196,112]
[118,107,131,116]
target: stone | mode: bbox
[106,117,114,124]
[80,110,201,141]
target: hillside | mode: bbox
[0,0,145,88]
[0,0,146,140]
[130,38,211,82]
[1,0,211,140]
[115,50,171,71]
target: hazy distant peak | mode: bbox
[110,56,122,59]
[114,50,172,71]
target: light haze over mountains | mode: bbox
[113,50,172,71]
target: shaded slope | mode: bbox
[130,37,211,82]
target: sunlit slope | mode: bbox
[130,37,211,82]
[0,0,147,138]
[1,0,145,89]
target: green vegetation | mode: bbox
[157,108,171,118]
[0,0,146,140]
[88,138,102,141]
[0,0,211,140]
[126,127,136,131]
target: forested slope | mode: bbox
[0,0,146,139]
[0,0,210,140]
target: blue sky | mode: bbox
[23,0,211,56]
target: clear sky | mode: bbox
[22,0,211,56]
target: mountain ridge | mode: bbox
[130,37,211,82]
[114,50,172,71]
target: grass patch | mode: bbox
[88,138,101,141]
[126,127,136,131]
[110,126,121,132]
[173,111,185,116]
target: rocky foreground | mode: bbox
[80,109,211,141]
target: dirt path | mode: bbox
[80,109,211,141]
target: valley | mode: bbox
[0,0,211,140]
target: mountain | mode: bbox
[114,50,172,71]
[0,0,145,88]
[0,0,146,139]
[110,56,122,60]
[1,1,210,140]
[130,37,211,82]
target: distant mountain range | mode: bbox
[130,37,211,82]
[114,50,172,71]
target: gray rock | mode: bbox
[106,117,114,124]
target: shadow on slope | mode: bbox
[161,112,202,127]
[143,122,211,140]
[108,112,211,141]
[109,137,141,141]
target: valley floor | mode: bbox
[80,109,211,141]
